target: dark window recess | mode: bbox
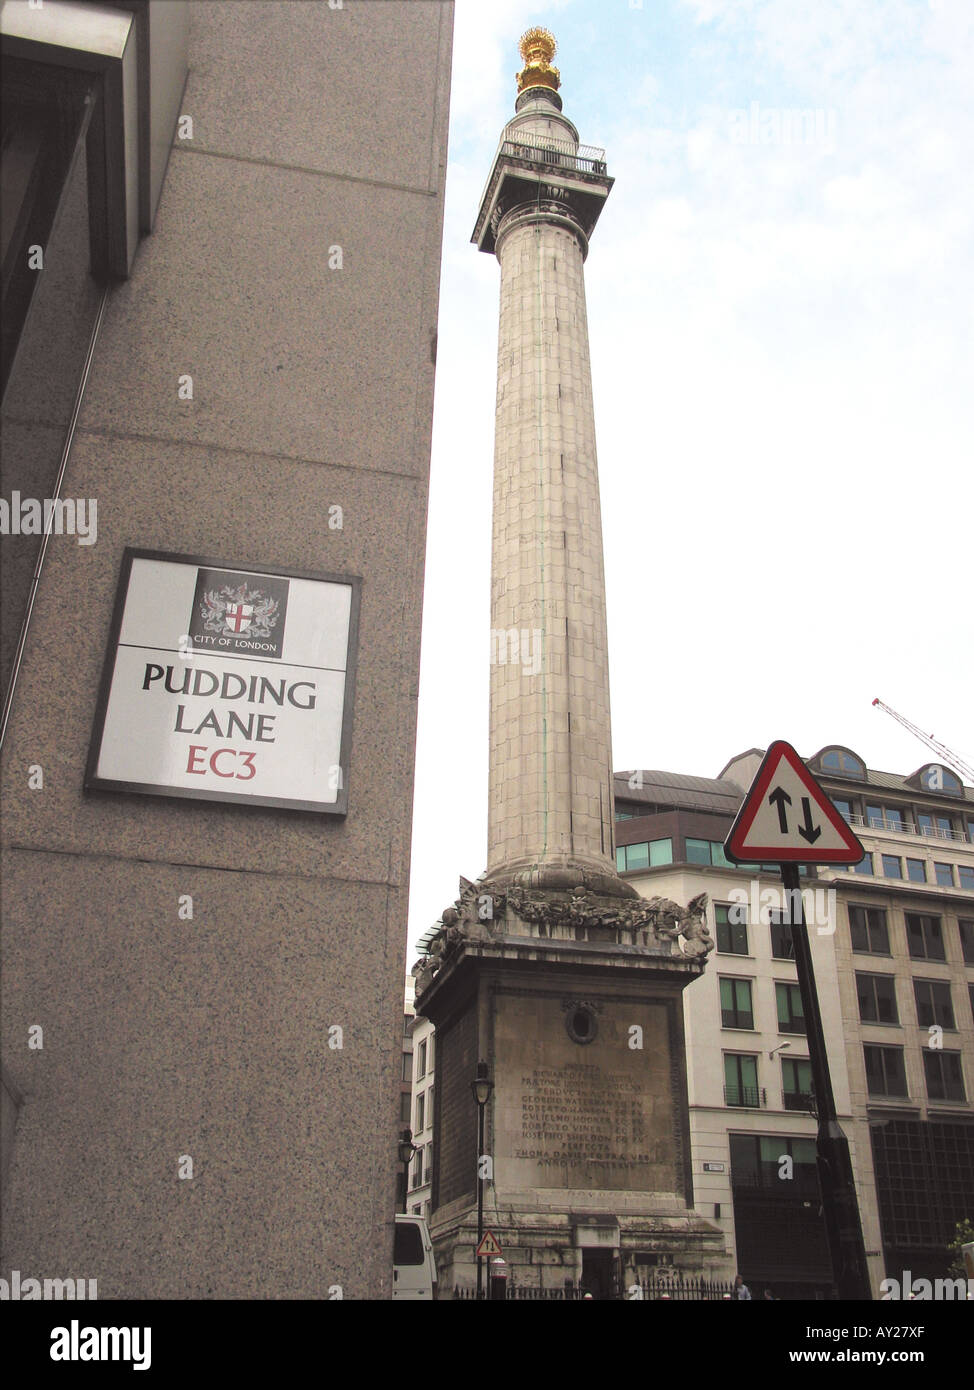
[863,1044,908,1098]
[775,982,806,1035]
[769,911,795,960]
[857,974,898,1025]
[729,1134,821,1197]
[716,903,748,955]
[913,980,955,1030]
[724,1053,760,1108]
[849,906,889,954]
[906,914,945,962]
[393,1222,424,1266]
[961,921,974,965]
[782,1057,814,1111]
[720,978,753,1030]
[922,1051,966,1104]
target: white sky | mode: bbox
[407,0,973,955]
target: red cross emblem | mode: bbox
[225,602,254,633]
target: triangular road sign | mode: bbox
[725,740,865,865]
[475,1229,502,1258]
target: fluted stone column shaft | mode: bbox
[486,201,617,888]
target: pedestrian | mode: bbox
[734,1273,752,1300]
[763,1287,777,1301]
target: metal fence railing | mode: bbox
[452,1276,740,1301]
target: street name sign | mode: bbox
[86,549,360,814]
[724,740,864,865]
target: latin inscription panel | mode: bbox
[494,995,679,1194]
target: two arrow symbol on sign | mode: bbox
[768,787,822,843]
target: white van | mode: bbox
[393,1213,438,1300]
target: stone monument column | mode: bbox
[478,28,626,898]
[416,30,722,1297]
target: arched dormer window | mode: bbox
[906,764,963,797]
[813,746,866,780]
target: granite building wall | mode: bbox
[0,0,453,1299]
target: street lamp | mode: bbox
[470,1060,493,1299]
[398,1127,418,1213]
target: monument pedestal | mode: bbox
[416,884,728,1297]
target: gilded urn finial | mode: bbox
[517,26,560,94]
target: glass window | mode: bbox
[917,812,953,839]
[958,866,974,892]
[769,911,795,960]
[833,798,853,821]
[686,838,711,865]
[775,981,806,1034]
[626,841,649,871]
[615,846,625,872]
[720,977,754,1029]
[730,1134,818,1193]
[906,913,945,961]
[649,837,673,866]
[715,904,748,955]
[415,1091,425,1133]
[400,1092,411,1124]
[934,862,954,887]
[882,855,903,879]
[402,1052,412,1083]
[919,765,962,795]
[782,1057,813,1110]
[849,906,890,954]
[820,750,864,778]
[710,841,733,869]
[427,1037,434,1070]
[864,1044,908,1098]
[852,852,873,876]
[393,1221,424,1264]
[959,920,974,965]
[906,859,927,883]
[923,1051,965,1103]
[724,1054,759,1107]
[967,820,974,845]
[856,973,898,1024]
[417,1040,427,1079]
[867,804,884,829]
[914,979,955,1030]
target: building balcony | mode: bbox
[724,1085,766,1109]
[845,811,969,845]
[498,135,608,176]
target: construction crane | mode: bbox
[872,698,974,784]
